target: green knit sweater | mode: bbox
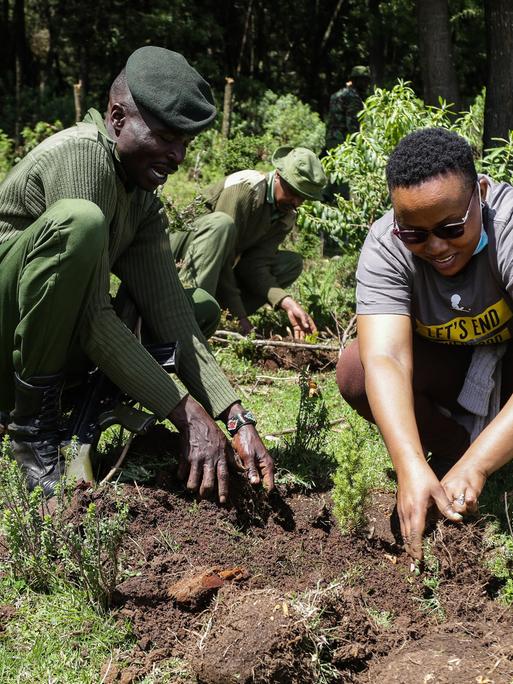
[0,109,238,419]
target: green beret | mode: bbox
[272,147,327,201]
[350,65,370,79]
[126,46,216,134]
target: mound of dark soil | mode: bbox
[195,588,313,684]
[256,343,338,372]
[64,428,512,682]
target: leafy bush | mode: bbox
[218,132,271,175]
[299,81,486,253]
[293,255,357,333]
[479,131,513,183]
[0,130,14,180]
[259,91,326,154]
[18,119,63,157]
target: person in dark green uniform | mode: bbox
[170,146,327,339]
[0,46,274,500]
[325,65,370,150]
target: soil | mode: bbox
[87,426,513,683]
[256,344,338,372]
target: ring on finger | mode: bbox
[454,493,465,506]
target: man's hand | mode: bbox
[238,316,254,336]
[280,296,317,340]
[441,461,486,516]
[169,394,230,503]
[397,462,463,561]
[221,402,275,490]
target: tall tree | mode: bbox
[483,0,513,148]
[415,0,460,108]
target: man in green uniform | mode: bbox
[169,147,327,339]
[0,46,274,500]
[325,65,370,150]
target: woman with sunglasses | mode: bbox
[337,127,513,561]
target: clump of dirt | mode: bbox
[194,588,313,684]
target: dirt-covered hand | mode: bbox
[279,296,317,340]
[397,463,463,561]
[232,425,275,491]
[441,461,486,516]
[169,395,230,504]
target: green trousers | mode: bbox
[0,199,220,412]
[170,211,303,315]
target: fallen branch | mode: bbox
[341,314,357,348]
[211,334,340,352]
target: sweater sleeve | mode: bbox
[32,137,205,419]
[113,198,239,418]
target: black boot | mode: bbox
[7,373,65,497]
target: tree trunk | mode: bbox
[483,0,513,149]
[13,0,33,89]
[367,0,384,86]
[415,0,460,109]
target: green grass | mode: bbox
[0,578,133,683]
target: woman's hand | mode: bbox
[441,461,487,516]
[397,462,463,560]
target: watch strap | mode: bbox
[226,410,257,436]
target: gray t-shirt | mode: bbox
[356,176,513,345]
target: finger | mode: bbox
[217,457,229,504]
[177,453,189,482]
[308,316,318,334]
[199,462,216,499]
[406,511,426,561]
[434,489,463,523]
[245,451,260,485]
[226,442,245,472]
[464,488,479,514]
[257,454,275,491]
[186,462,202,492]
[294,326,304,341]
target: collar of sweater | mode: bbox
[82,108,133,190]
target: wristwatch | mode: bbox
[226,410,257,436]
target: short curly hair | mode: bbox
[386,128,477,191]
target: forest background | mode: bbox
[1,0,513,150]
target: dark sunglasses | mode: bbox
[392,183,479,245]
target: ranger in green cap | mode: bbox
[170,146,327,339]
[0,45,274,501]
[325,65,370,150]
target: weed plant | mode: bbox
[485,521,513,606]
[417,538,446,621]
[274,370,335,490]
[0,437,128,611]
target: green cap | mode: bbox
[350,65,370,79]
[272,147,327,201]
[126,46,216,134]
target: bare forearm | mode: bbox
[364,356,426,476]
[456,396,513,477]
